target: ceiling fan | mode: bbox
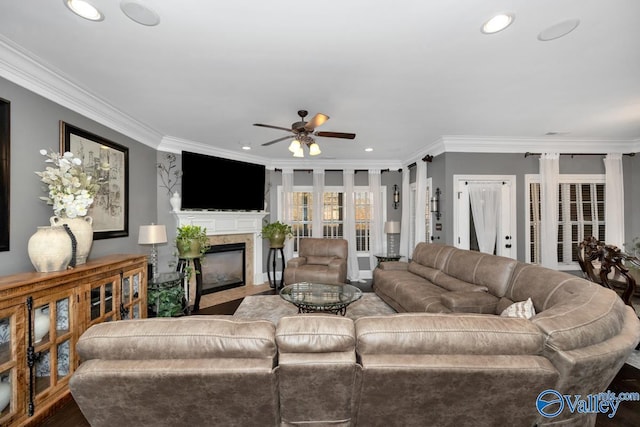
[254,110,356,157]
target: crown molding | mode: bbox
[159,135,404,170]
[0,35,162,148]
[440,135,636,154]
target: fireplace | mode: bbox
[201,243,246,294]
[173,210,268,310]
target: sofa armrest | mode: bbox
[377,261,408,271]
[286,257,307,268]
[327,257,346,270]
[440,291,499,314]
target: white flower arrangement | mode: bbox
[35,149,101,218]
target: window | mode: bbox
[526,174,605,268]
[282,185,376,255]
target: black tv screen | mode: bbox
[181,151,266,211]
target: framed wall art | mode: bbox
[60,121,129,239]
[0,98,9,251]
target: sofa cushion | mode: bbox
[442,249,517,297]
[76,316,277,360]
[411,243,456,270]
[356,313,545,355]
[407,262,440,282]
[500,298,536,319]
[276,315,355,353]
[440,291,499,314]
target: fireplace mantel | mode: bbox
[173,210,269,286]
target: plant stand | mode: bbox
[176,257,203,312]
[267,247,285,291]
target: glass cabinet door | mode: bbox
[0,305,24,426]
[30,288,76,411]
[86,274,120,328]
[120,268,146,320]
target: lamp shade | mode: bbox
[384,221,401,234]
[138,224,167,245]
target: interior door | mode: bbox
[454,175,516,259]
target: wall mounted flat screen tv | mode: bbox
[181,151,266,211]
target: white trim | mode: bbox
[0,35,163,148]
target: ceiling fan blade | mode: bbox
[261,135,293,146]
[304,113,329,131]
[253,123,293,132]
[315,131,356,139]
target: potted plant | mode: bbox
[261,220,293,248]
[176,225,210,258]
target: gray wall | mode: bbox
[428,152,636,262]
[0,77,157,276]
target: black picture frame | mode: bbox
[0,98,9,251]
[60,121,129,240]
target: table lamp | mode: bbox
[138,224,167,280]
[384,221,401,257]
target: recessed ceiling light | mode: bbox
[64,0,104,21]
[365,148,373,152]
[241,145,251,150]
[120,1,161,26]
[538,19,580,41]
[481,13,514,34]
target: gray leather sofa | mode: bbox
[373,242,640,426]
[69,243,640,426]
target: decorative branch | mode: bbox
[157,153,182,196]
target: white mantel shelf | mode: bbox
[172,210,269,235]
[172,210,269,286]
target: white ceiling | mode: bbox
[1,0,639,168]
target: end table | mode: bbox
[374,254,402,268]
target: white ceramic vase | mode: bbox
[170,192,181,211]
[0,381,10,413]
[50,216,93,265]
[34,307,50,344]
[27,226,72,272]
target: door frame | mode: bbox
[453,174,517,259]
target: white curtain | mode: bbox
[281,168,294,260]
[343,169,361,281]
[312,168,324,238]
[399,167,411,259]
[539,153,559,269]
[468,183,501,254]
[369,170,383,270]
[604,153,624,248]
[414,160,427,245]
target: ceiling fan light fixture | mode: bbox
[288,139,301,153]
[308,142,321,156]
[292,147,304,158]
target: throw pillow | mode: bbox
[500,297,536,319]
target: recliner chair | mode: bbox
[283,238,348,285]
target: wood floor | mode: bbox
[39,282,640,427]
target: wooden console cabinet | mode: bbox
[0,254,147,426]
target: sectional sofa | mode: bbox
[69,243,640,426]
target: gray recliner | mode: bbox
[283,238,348,285]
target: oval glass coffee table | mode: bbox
[279,282,363,316]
